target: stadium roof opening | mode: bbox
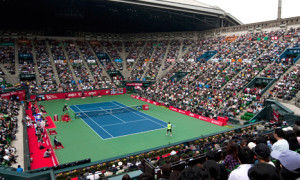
[0,0,242,34]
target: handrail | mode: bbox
[23,105,31,171]
[51,121,264,175]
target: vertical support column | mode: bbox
[277,0,282,20]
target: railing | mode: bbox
[23,106,31,171]
[50,121,264,179]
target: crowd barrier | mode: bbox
[130,95,228,126]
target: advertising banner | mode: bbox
[167,59,175,62]
[18,39,31,44]
[130,95,160,106]
[43,88,126,100]
[168,106,224,126]
[130,95,225,126]
[126,83,143,86]
[0,90,26,101]
[273,109,279,121]
[90,41,100,45]
[115,59,122,62]
[87,60,96,63]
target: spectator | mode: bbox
[223,142,240,172]
[159,163,172,180]
[253,143,274,166]
[44,149,51,158]
[122,174,130,180]
[17,165,23,172]
[54,136,62,146]
[138,173,154,180]
[272,128,289,152]
[271,150,300,180]
[228,147,254,180]
[293,126,300,144]
[203,160,221,180]
[178,166,208,180]
[283,130,300,151]
[248,163,281,180]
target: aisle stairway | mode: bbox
[14,39,20,77]
[87,42,112,81]
[61,44,80,89]
[140,43,159,79]
[45,41,61,87]
[74,41,97,85]
[127,41,147,79]
[31,42,42,93]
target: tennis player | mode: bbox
[166,122,172,136]
[63,104,69,114]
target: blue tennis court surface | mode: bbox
[69,101,167,140]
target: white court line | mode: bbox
[72,105,113,139]
[76,105,122,111]
[70,107,105,140]
[111,102,166,128]
[98,107,126,123]
[102,126,166,140]
[101,119,149,127]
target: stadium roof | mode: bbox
[0,0,242,35]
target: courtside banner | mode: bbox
[168,106,224,126]
[43,88,126,100]
[1,90,26,101]
[130,95,160,105]
[130,95,224,126]
[126,83,143,86]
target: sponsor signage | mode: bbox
[127,59,135,62]
[114,59,122,62]
[126,83,143,86]
[1,90,26,101]
[130,95,161,106]
[18,39,31,44]
[167,59,175,62]
[273,109,279,121]
[168,106,225,126]
[87,60,96,63]
[130,95,227,126]
[43,88,126,100]
[90,41,100,45]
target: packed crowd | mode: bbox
[126,41,145,71]
[64,40,95,90]
[144,40,168,80]
[34,39,59,92]
[162,40,180,71]
[0,38,15,74]
[0,28,299,99]
[129,41,156,80]
[0,97,20,167]
[109,40,123,71]
[139,29,297,119]
[144,121,300,180]
[73,120,300,180]
[268,65,300,100]
[49,40,78,92]
[18,41,38,94]
[77,41,111,89]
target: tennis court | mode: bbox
[69,101,168,140]
[42,95,233,164]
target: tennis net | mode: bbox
[75,105,143,118]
